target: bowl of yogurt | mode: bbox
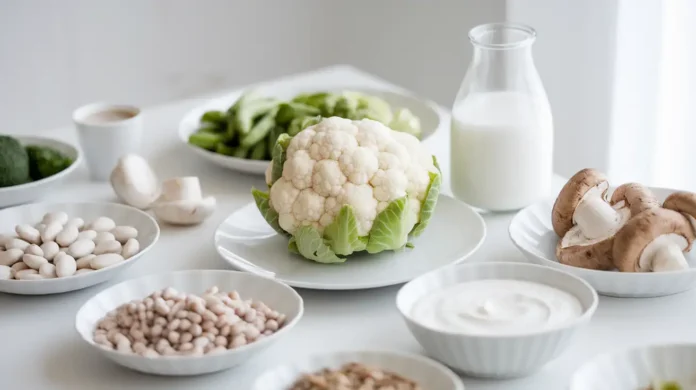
[396,261,598,379]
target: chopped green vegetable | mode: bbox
[189,132,224,151]
[188,89,424,162]
[0,135,30,187]
[200,110,227,127]
[25,145,73,181]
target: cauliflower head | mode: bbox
[252,117,441,263]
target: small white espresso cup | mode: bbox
[73,103,143,181]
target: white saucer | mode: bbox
[215,194,486,290]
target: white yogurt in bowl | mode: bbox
[411,279,584,335]
[396,262,598,379]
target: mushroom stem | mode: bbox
[652,243,689,272]
[573,194,621,240]
[640,234,690,272]
[161,177,202,202]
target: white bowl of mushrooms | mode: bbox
[0,202,159,295]
[510,168,696,298]
[75,270,304,376]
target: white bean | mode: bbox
[0,265,11,280]
[15,224,41,245]
[93,232,115,244]
[22,254,48,270]
[75,268,95,275]
[40,241,60,261]
[0,248,24,266]
[111,226,138,244]
[89,217,116,232]
[78,230,97,240]
[56,226,79,247]
[10,261,28,274]
[41,222,63,242]
[55,254,77,277]
[94,240,122,255]
[65,218,85,230]
[5,238,29,251]
[67,239,95,259]
[90,253,124,269]
[39,263,57,278]
[25,244,43,257]
[76,254,96,269]
[42,211,68,226]
[35,223,46,234]
[0,234,14,249]
[15,269,40,280]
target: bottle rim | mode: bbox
[469,22,537,49]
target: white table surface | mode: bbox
[2,65,695,390]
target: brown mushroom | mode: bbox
[610,183,660,215]
[613,208,695,272]
[664,191,696,219]
[553,169,632,270]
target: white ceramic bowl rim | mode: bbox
[75,270,305,361]
[1,201,159,284]
[0,135,82,192]
[255,349,465,389]
[396,261,599,339]
[509,188,696,279]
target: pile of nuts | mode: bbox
[93,286,287,357]
[0,211,141,280]
[290,362,422,390]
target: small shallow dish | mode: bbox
[179,86,441,175]
[0,135,81,208]
[570,343,696,390]
[510,186,696,298]
[397,262,598,379]
[0,202,159,295]
[215,194,486,290]
[75,270,304,376]
[253,350,464,390]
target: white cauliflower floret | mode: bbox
[268,117,437,238]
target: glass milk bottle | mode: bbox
[451,23,553,211]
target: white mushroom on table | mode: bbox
[553,168,696,273]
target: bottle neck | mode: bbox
[468,45,538,92]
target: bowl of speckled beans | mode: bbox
[75,269,304,376]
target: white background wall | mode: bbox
[0,0,618,177]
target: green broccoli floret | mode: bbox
[0,135,31,187]
[25,145,73,181]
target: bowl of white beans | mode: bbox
[0,202,159,295]
[75,270,304,376]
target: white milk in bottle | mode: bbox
[451,92,553,211]
[450,23,553,211]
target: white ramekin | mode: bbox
[396,261,598,379]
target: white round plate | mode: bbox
[179,87,441,175]
[253,350,464,390]
[570,343,696,390]
[0,135,82,208]
[76,270,304,376]
[215,194,486,290]
[509,186,696,298]
[0,202,159,295]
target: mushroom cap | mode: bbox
[612,208,695,272]
[109,154,160,210]
[663,191,696,219]
[610,183,659,215]
[152,196,216,226]
[552,168,609,237]
[556,236,615,270]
